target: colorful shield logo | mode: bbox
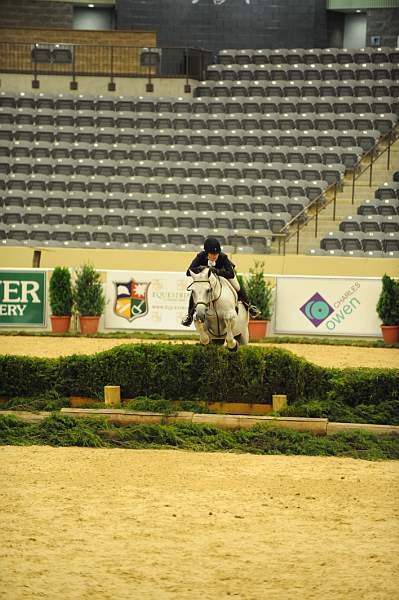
[114,280,151,322]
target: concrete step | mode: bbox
[280,137,399,255]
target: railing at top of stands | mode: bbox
[278,128,399,255]
[0,42,214,84]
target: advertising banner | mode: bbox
[275,276,382,337]
[0,270,46,327]
[105,270,192,331]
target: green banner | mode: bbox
[0,271,46,326]
[327,0,399,8]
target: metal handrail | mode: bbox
[0,41,214,82]
[276,127,399,255]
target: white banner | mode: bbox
[275,276,382,337]
[105,270,193,331]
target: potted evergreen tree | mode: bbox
[49,266,73,333]
[74,263,106,334]
[376,274,399,344]
[240,261,273,341]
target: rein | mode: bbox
[187,273,224,335]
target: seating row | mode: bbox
[0,191,312,214]
[194,80,399,98]
[320,231,399,253]
[0,225,273,253]
[1,109,396,135]
[0,160,345,186]
[1,92,397,115]
[0,141,362,169]
[0,174,329,199]
[217,47,399,66]
[0,126,382,152]
[206,63,398,82]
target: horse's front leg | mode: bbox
[223,310,237,350]
[194,319,210,345]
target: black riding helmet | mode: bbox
[204,237,221,254]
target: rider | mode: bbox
[181,236,260,326]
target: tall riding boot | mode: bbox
[237,289,260,318]
[181,293,195,326]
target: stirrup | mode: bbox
[249,305,261,318]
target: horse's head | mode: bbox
[188,268,216,323]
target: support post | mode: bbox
[104,386,121,406]
[369,155,373,187]
[296,220,300,255]
[32,250,41,268]
[272,394,287,412]
[332,184,337,221]
[108,45,116,91]
[387,134,392,170]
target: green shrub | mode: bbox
[49,267,73,316]
[1,415,398,460]
[376,274,399,326]
[241,261,273,320]
[328,368,399,407]
[2,391,69,412]
[74,263,105,316]
[0,355,58,397]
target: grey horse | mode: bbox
[188,268,249,350]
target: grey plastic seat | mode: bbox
[383,234,399,252]
[375,182,399,201]
[320,231,343,251]
[376,198,399,216]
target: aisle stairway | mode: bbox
[283,138,399,255]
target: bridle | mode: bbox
[187,272,222,313]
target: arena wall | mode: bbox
[1,246,398,278]
[0,73,195,98]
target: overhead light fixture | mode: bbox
[88,3,94,7]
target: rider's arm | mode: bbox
[214,255,235,279]
[186,253,205,276]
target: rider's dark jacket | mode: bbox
[186,251,235,279]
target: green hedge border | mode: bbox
[1,413,398,460]
[0,345,398,423]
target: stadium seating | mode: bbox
[1,46,398,253]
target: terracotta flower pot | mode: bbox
[79,315,100,334]
[248,319,269,341]
[50,315,71,334]
[381,325,399,344]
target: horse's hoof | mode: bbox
[227,341,238,352]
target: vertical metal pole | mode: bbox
[333,184,337,221]
[70,45,77,90]
[32,43,40,89]
[315,202,319,238]
[146,47,154,92]
[108,45,115,91]
[184,47,191,93]
[351,168,356,204]
[387,134,392,170]
[369,155,373,187]
[296,221,300,255]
